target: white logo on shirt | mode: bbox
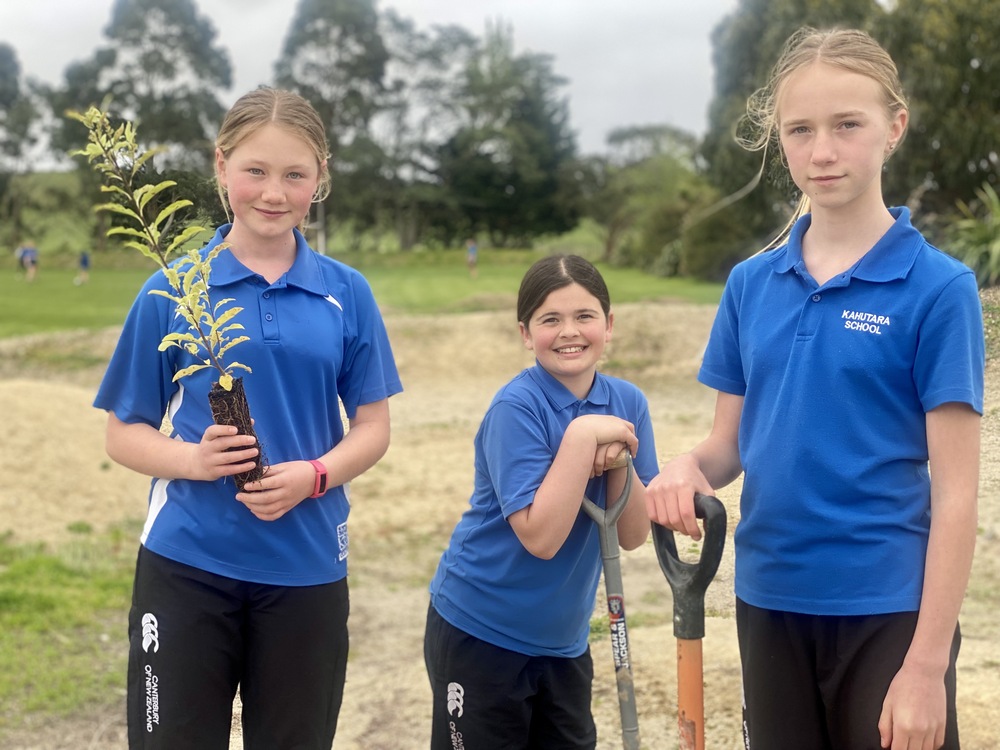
[842,308,891,335]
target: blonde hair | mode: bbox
[739,27,909,249]
[215,87,332,223]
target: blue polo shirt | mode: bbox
[429,364,658,657]
[95,226,402,586]
[700,207,984,616]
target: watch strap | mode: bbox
[308,459,328,498]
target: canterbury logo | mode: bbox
[141,613,160,653]
[447,682,464,718]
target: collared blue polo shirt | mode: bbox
[429,364,658,657]
[95,226,402,586]
[700,207,984,616]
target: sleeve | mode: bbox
[92,272,180,426]
[914,270,985,414]
[632,389,659,486]
[337,271,403,417]
[479,399,553,519]
[698,267,748,396]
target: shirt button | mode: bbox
[812,294,821,302]
[263,292,270,299]
[265,314,273,322]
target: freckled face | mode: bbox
[520,282,612,397]
[777,62,906,214]
[215,123,324,246]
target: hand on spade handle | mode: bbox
[653,494,727,750]
[582,450,641,750]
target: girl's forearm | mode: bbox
[105,412,198,479]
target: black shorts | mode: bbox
[736,598,960,750]
[127,546,349,749]
[424,604,596,749]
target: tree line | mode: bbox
[0,0,997,282]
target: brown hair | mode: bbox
[739,27,909,248]
[516,255,611,326]
[215,87,332,222]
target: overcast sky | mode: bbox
[2,0,738,155]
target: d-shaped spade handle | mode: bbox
[652,493,727,640]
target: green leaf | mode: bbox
[154,200,194,229]
[147,289,184,306]
[95,202,142,221]
[218,337,251,357]
[106,226,151,242]
[134,181,177,213]
[173,364,211,382]
[165,225,207,255]
[210,306,242,331]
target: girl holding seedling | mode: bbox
[646,28,983,750]
[94,88,402,749]
[424,255,656,749]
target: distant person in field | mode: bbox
[15,241,38,281]
[74,250,90,285]
[466,236,478,278]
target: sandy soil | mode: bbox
[1,301,997,749]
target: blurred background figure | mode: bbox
[14,241,38,282]
[466,237,478,279]
[74,250,90,285]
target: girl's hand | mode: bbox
[236,460,316,522]
[191,424,259,481]
[878,660,947,749]
[644,453,714,541]
[592,440,629,477]
[565,415,637,477]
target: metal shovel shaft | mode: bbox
[582,454,639,750]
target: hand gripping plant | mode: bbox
[70,105,266,490]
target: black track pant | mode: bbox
[737,598,960,750]
[424,604,596,749]
[127,546,349,750]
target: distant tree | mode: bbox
[579,125,706,264]
[0,43,46,246]
[273,0,389,243]
[47,0,232,169]
[373,11,478,248]
[0,44,41,168]
[436,20,578,247]
[275,0,388,158]
[876,0,1000,219]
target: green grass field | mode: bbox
[0,249,722,339]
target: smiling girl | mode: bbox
[645,28,984,750]
[95,88,402,749]
[424,255,656,749]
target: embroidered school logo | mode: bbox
[447,682,465,717]
[337,521,349,561]
[842,308,891,335]
[141,613,160,653]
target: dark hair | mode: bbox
[516,255,611,326]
